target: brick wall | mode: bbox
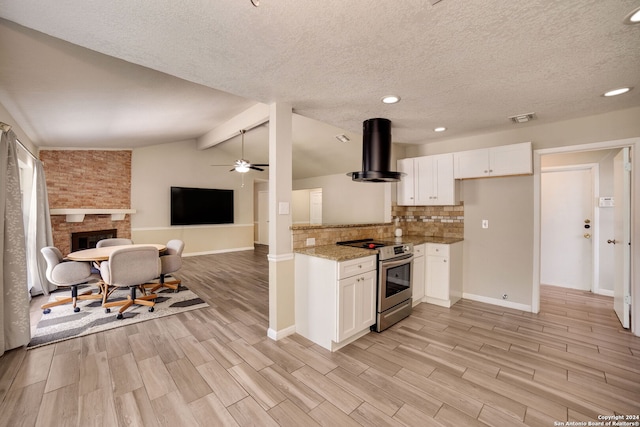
[40,150,132,255]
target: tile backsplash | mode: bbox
[292,203,463,249]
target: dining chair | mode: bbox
[141,239,184,294]
[100,246,161,319]
[96,238,133,247]
[40,246,103,314]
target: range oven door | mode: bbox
[378,254,413,313]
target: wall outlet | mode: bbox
[306,237,316,246]
[482,219,489,229]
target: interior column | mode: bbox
[267,103,295,340]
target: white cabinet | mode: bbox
[295,254,377,351]
[412,244,425,305]
[454,142,532,179]
[397,154,459,206]
[424,242,463,308]
[337,269,376,342]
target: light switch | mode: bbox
[482,219,489,229]
[278,202,290,215]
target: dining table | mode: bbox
[66,243,167,262]
[65,243,167,306]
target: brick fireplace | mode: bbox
[40,150,133,255]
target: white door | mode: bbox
[258,190,269,245]
[541,167,593,290]
[309,189,322,225]
[613,148,631,328]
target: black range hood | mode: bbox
[347,118,404,182]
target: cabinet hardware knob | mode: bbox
[607,239,616,244]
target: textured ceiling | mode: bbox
[0,1,639,179]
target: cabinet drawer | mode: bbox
[426,243,449,257]
[338,255,377,279]
[413,244,425,257]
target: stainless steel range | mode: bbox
[337,239,414,332]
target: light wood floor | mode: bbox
[2,245,639,426]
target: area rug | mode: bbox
[28,284,208,349]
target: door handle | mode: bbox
[607,239,616,244]
[584,233,591,239]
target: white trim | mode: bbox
[267,325,296,341]
[462,293,532,312]
[132,223,253,231]
[183,246,255,257]
[268,253,294,262]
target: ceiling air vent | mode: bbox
[508,112,537,124]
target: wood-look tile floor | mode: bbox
[2,245,639,426]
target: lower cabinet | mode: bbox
[295,254,377,351]
[424,242,463,307]
[337,270,376,342]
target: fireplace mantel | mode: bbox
[50,208,136,223]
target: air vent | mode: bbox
[508,112,537,124]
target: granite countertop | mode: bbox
[294,235,464,261]
[390,235,464,245]
[294,245,376,261]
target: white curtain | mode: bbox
[25,158,54,296]
[1,129,31,355]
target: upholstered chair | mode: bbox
[96,238,133,247]
[40,246,102,314]
[142,239,184,294]
[100,245,161,319]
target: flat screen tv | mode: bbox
[171,186,234,225]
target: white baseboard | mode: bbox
[462,292,533,312]
[267,325,296,341]
[182,246,255,257]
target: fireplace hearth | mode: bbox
[71,229,117,252]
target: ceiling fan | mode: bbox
[211,129,269,173]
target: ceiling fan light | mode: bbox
[235,165,250,173]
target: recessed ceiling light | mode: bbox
[623,6,640,24]
[603,87,632,97]
[434,127,447,132]
[381,95,401,104]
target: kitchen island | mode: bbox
[294,235,463,351]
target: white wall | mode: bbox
[294,173,391,224]
[405,106,640,310]
[131,139,257,254]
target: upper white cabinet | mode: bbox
[397,153,459,206]
[453,141,532,179]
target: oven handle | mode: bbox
[380,253,413,267]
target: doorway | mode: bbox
[533,139,636,332]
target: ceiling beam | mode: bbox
[197,102,270,150]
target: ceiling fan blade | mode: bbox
[252,163,269,167]
[229,168,236,172]
[249,166,264,171]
